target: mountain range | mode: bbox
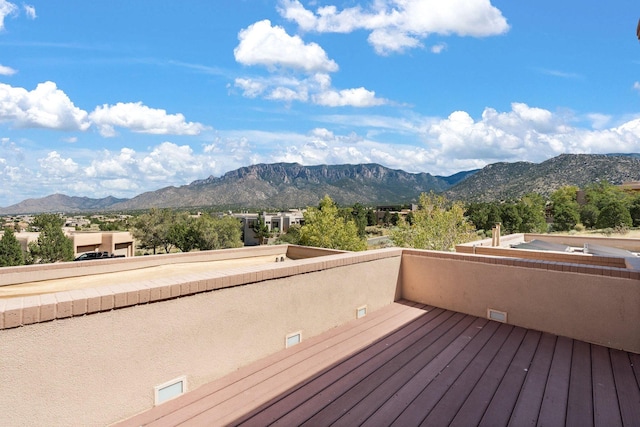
[2,153,639,215]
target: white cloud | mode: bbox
[38,151,79,177]
[0,81,91,131]
[278,0,509,54]
[0,0,17,31]
[23,4,35,19]
[313,87,387,107]
[89,102,209,137]
[0,64,16,75]
[234,73,388,107]
[634,81,640,93]
[234,19,338,73]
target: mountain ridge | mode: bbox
[1,154,639,214]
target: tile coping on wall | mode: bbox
[1,247,637,331]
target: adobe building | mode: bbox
[10,230,135,258]
[234,210,305,245]
[0,237,638,426]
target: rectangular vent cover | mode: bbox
[487,309,507,323]
[155,376,186,405]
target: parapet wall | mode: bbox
[401,249,640,354]
[0,244,339,287]
[0,248,402,427]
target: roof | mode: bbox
[116,301,640,426]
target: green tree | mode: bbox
[550,186,580,231]
[500,203,522,234]
[276,223,301,244]
[298,195,366,251]
[595,200,633,229]
[630,196,640,227]
[579,204,600,229]
[167,213,199,252]
[251,213,272,245]
[366,209,378,226]
[517,194,548,233]
[132,208,176,254]
[195,214,243,250]
[391,192,476,251]
[27,214,74,264]
[350,203,368,238]
[0,228,25,267]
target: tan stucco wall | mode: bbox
[401,251,640,354]
[0,255,401,427]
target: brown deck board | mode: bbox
[508,332,557,426]
[610,349,640,426]
[538,335,573,426]
[566,340,593,427]
[591,344,623,427]
[478,329,541,427]
[446,326,527,427]
[116,302,640,427]
[326,313,477,426]
[357,316,487,427]
[236,306,449,426]
[387,320,502,426]
[419,323,516,426]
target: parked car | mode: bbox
[74,252,124,261]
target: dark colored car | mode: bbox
[74,251,111,261]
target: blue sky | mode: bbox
[0,0,638,206]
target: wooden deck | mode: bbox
[117,301,640,427]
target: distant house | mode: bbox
[234,210,305,246]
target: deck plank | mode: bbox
[507,332,557,427]
[179,302,431,427]
[591,344,623,427]
[419,323,516,426]
[235,306,448,426]
[329,313,478,427]
[566,340,593,427]
[296,311,473,426]
[610,349,640,426]
[388,320,502,426]
[448,326,527,427]
[537,335,573,426]
[358,316,489,427]
[478,329,541,427]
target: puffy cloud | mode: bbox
[0,0,17,31]
[38,151,79,177]
[0,81,91,131]
[235,73,388,107]
[313,87,387,107]
[0,64,16,75]
[89,102,209,137]
[278,0,509,54]
[634,82,640,93]
[234,19,338,73]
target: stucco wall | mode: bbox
[401,250,640,354]
[0,253,401,427]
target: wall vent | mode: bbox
[154,376,186,405]
[356,305,367,319]
[286,331,302,348]
[487,309,507,323]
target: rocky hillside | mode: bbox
[2,154,639,214]
[0,194,128,215]
[108,163,462,211]
[445,154,640,201]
